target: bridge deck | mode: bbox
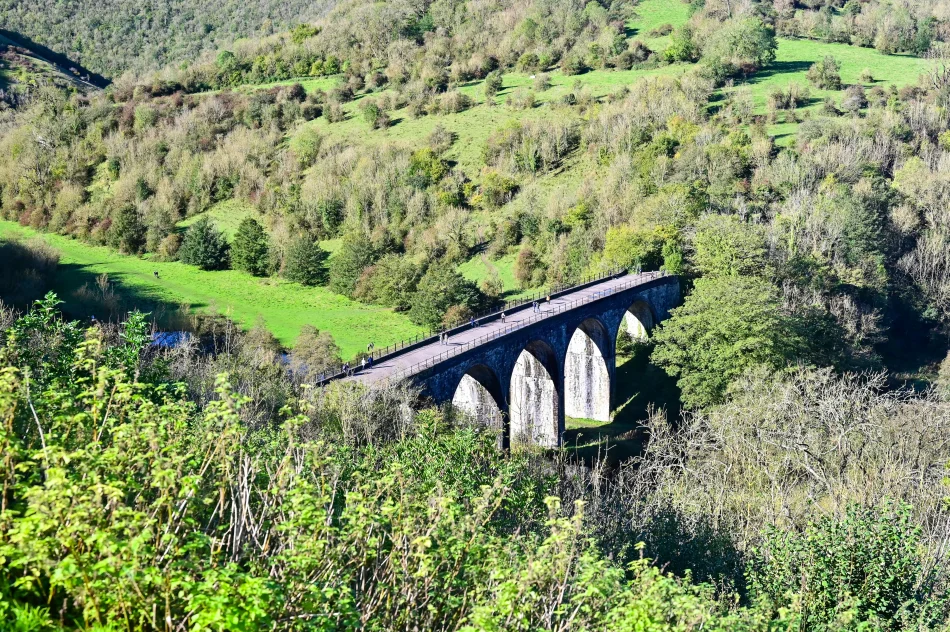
[345,271,666,386]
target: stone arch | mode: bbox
[564,318,612,422]
[623,298,656,340]
[509,340,561,447]
[451,364,506,434]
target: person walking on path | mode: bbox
[361,357,367,371]
[367,356,373,368]
[470,316,475,329]
[545,295,551,310]
[342,362,350,375]
[501,311,506,323]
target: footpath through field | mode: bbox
[345,271,666,386]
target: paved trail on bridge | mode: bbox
[346,272,661,386]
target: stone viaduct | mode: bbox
[346,271,680,448]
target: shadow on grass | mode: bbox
[50,262,203,330]
[744,60,813,84]
[0,29,110,87]
[564,344,681,467]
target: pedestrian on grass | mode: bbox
[153,271,160,279]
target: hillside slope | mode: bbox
[0,32,103,107]
[0,0,337,77]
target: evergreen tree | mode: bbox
[108,205,146,255]
[329,231,376,296]
[282,235,329,286]
[231,217,270,276]
[178,217,230,270]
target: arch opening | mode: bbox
[623,299,655,341]
[564,318,612,422]
[451,364,505,434]
[509,340,561,447]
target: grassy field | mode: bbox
[0,221,423,356]
[458,248,541,300]
[178,199,259,238]
[732,38,929,142]
[627,0,693,49]
[301,63,688,176]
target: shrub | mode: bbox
[841,84,868,114]
[231,217,270,276]
[0,238,60,307]
[290,324,341,376]
[408,266,484,328]
[664,26,697,62]
[749,503,947,628]
[700,17,777,80]
[436,90,473,114]
[282,235,329,285]
[427,125,454,154]
[178,217,230,270]
[352,254,421,310]
[325,102,347,123]
[362,101,390,129]
[484,70,503,99]
[532,73,551,92]
[559,55,586,75]
[506,89,536,110]
[514,245,542,289]
[156,233,182,260]
[807,55,842,90]
[517,52,541,72]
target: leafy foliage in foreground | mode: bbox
[0,298,947,630]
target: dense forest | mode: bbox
[4,0,950,627]
[0,0,335,77]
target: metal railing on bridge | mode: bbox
[316,266,630,383]
[355,269,670,385]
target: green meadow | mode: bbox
[0,221,423,356]
[177,199,259,238]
